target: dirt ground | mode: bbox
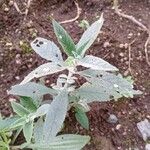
[0,0,150,149]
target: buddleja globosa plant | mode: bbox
[0,14,141,149]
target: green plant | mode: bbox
[0,14,141,149]
[78,19,90,30]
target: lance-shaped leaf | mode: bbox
[9,82,57,106]
[0,116,20,132]
[52,19,76,57]
[77,55,118,71]
[33,118,44,143]
[76,14,104,56]
[20,62,65,84]
[20,96,37,112]
[27,134,90,150]
[23,121,34,143]
[31,37,63,62]
[74,69,141,103]
[11,101,30,117]
[75,107,89,130]
[43,90,68,141]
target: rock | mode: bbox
[103,41,110,48]
[146,144,150,150]
[107,114,118,124]
[8,0,14,6]
[119,52,124,57]
[137,119,150,141]
[116,124,121,130]
[4,7,9,12]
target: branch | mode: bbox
[113,0,150,66]
[60,0,81,24]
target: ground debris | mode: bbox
[137,119,150,141]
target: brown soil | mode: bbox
[0,0,150,149]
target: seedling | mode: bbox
[0,14,141,149]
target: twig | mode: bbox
[144,33,150,66]
[113,0,150,66]
[127,40,136,74]
[13,0,23,14]
[24,0,32,20]
[60,0,81,24]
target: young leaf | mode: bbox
[9,82,57,106]
[20,96,37,112]
[52,19,76,57]
[33,118,44,143]
[20,62,65,84]
[31,37,63,62]
[11,101,30,117]
[23,121,34,143]
[34,104,50,118]
[77,55,118,71]
[76,14,104,56]
[27,134,90,150]
[43,90,68,141]
[75,107,89,130]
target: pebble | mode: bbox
[15,76,20,80]
[119,52,124,57]
[137,119,150,141]
[8,0,14,6]
[145,144,150,150]
[103,41,110,48]
[6,42,13,46]
[107,114,118,124]
[116,124,122,130]
[4,7,10,12]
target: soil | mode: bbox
[0,0,150,149]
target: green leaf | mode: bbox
[75,69,142,102]
[52,19,76,57]
[0,117,19,132]
[20,96,37,112]
[5,117,26,132]
[76,14,104,57]
[9,82,57,106]
[34,104,50,118]
[11,101,30,117]
[20,62,65,84]
[43,90,69,141]
[77,55,118,71]
[23,121,34,143]
[33,118,44,143]
[27,134,90,150]
[75,107,89,130]
[31,37,63,62]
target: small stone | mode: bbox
[15,59,21,64]
[9,0,14,6]
[103,41,110,48]
[15,76,20,80]
[9,98,16,102]
[4,7,10,12]
[6,42,13,46]
[127,33,133,39]
[119,44,124,49]
[124,43,129,49]
[137,119,150,141]
[119,52,124,57]
[116,124,121,130]
[145,144,150,150]
[107,114,118,124]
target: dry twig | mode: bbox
[60,0,81,24]
[113,0,150,66]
